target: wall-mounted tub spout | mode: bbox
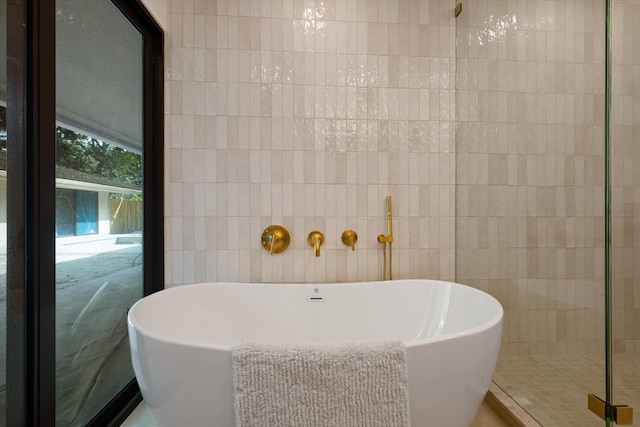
[307,231,324,257]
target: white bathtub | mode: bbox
[127,280,503,427]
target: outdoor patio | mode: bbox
[0,233,143,424]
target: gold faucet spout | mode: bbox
[307,231,324,257]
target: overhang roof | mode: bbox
[0,150,141,194]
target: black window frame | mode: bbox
[5,0,164,425]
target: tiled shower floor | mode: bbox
[493,354,640,426]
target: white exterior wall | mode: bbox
[98,191,111,235]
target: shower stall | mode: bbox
[455,0,638,425]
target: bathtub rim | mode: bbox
[127,279,504,352]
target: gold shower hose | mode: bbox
[378,196,394,281]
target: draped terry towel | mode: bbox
[231,340,411,427]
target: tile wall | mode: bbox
[164,0,457,286]
[455,0,625,356]
[163,0,639,356]
[611,0,640,354]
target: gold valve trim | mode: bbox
[261,225,290,255]
[341,230,358,251]
[588,394,633,425]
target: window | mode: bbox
[4,0,163,425]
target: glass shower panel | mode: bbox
[55,0,143,424]
[610,0,640,423]
[455,0,608,425]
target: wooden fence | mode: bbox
[109,198,142,234]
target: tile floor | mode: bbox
[120,402,155,427]
[120,398,510,426]
[470,400,512,427]
[122,355,640,426]
[493,354,640,427]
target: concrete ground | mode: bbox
[0,234,144,425]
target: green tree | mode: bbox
[56,126,142,187]
[0,107,139,188]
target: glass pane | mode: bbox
[0,0,7,420]
[0,89,5,427]
[455,0,607,425]
[55,0,143,424]
[0,105,6,423]
[610,0,640,422]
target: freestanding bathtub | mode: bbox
[127,280,503,427]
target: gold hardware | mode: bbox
[616,407,634,425]
[341,230,358,251]
[378,196,394,280]
[455,3,462,17]
[588,394,606,420]
[377,234,393,244]
[588,394,634,425]
[261,225,291,255]
[307,231,324,257]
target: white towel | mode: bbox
[232,340,411,427]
